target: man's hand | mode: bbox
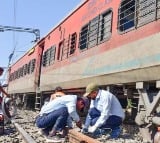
[76,120,82,129]
[88,126,97,133]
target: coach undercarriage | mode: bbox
[9,80,160,142]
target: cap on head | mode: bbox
[83,83,99,97]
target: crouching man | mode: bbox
[36,95,85,142]
[82,83,125,139]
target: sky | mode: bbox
[0,0,82,82]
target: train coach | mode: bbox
[7,0,160,142]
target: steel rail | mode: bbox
[11,119,36,143]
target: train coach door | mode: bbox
[35,38,45,110]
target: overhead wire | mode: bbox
[2,0,18,85]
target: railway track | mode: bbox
[0,121,24,143]
[0,109,150,143]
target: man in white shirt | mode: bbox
[36,95,85,140]
[0,67,9,97]
[82,83,125,139]
[0,67,11,120]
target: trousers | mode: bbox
[36,107,69,132]
[89,107,122,130]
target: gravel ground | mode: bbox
[0,109,151,143]
[0,122,24,143]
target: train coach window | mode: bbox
[157,0,160,19]
[118,0,158,32]
[23,64,28,76]
[42,50,47,67]
[27,61,31,74]
[20,67,23,77]
[20,68,23,77]
[69,32,77,55]
[31,59,36,73]
[49,45,56,65]
[17,69,20,79]
[137,0,157,27]
[79,10,113,51]
[79,24,89,50]
[42,49,50,67]
[46,49,50,66]
[22,65,25,77]
[15,71,18,79]
[98,10,112,43]
[57,33,77,60]
[62,37,70,60]
[88,16,99,48]
[13,71,16,79]
[118,0,135,32]
[42,46,56,67]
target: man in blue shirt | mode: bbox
[82,83,125,139]
[36,95,85,141]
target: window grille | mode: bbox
[43,45,56,66]
[20,68,22,77]
[62,37,70,60]
[98,10,112,43]
[69,33,77,55]
[59,33,77,60]
[15,71,18,79]
[79,9,112,50]
[42,50,47,67]
[118,0,159,33]
[137,0,156,27]
[17,68,21,78]
[88,16,99,48]
[21,66,24,77]
[23,64,27,76]
[79,24,89,50]
[157,0,160,18]
[45,49,50,67]
[31,59,36,73]
[27,61,31,74]
[49,46,56,65]
[118,0,135,32]
[13,71,16,80]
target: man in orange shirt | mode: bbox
[50,86,65,101]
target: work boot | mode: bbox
[46,135,62,143]
[61,127,69,138]
[110,126,122,139]
[92,128,112,138]
[46,130,63,143]
[40,128,49,136]
[48,130,57,137]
